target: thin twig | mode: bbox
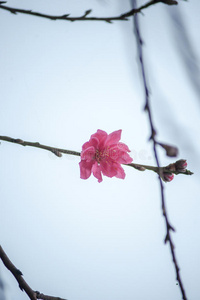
[132,0,188,299]
[127,162,193,176]
[0,135,193,180]
[0,245,67,300]
[0,0,177,23]
[0,135,80,157]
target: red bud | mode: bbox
[162,172,174,182]
[175,159,187,172]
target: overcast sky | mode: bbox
[0,1,200,300]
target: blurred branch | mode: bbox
[132,0,188,299]
[0,0,177,23]
[0,135,193,181]
[169,6,200,104]
[0,271,6,300]
[0,245,67,300]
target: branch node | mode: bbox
[51,149,62,157]
[16,268,23,276]
[168,223,176,232]
[160,0,178,5]
[15,139,24,144]
[164,233,169,244]
[149,129,156,140]
[83,9,92,17]
[62,14,70,18]
[10,9,17,14]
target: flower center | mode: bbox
[95,150,101,163]
[95,148,110,163]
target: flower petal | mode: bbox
[82,141,92,151]
[81,146,95,162]
[92,161,103,183]
[79,160,94,179]
[90,137,99,149]
[118,142,131,152]
[114,151,133,164]
[106,130,122,146]
[91,130,108,149]
[115,164,126,179]
[82,136,99,151]
[100,159,118,178]
[108,146,133,164]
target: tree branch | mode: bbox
[0,0,177,23]
[0,245,67,300]
[0,135,80,157]
[132,0,188,299]
[0,135,193,181]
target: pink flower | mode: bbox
[79,129,133,183]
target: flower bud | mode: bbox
[51,149,62,157]
[175,159,187,172]
[165,163,176,172]
[158,143,178,157]
[162,172,174,182]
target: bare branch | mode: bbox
[127,161,193,177]
[0,246,67,300]
[132,0,188,299]
[0,135,80,157]
[35,292,67,300]
[0,0,177,23]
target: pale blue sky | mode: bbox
[0,1,200,300]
